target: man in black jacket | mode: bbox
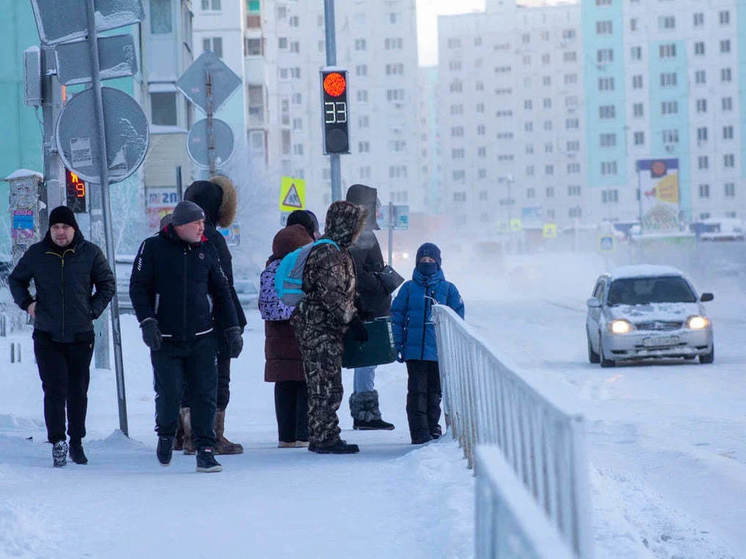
[182,176,246,455]
[9,206,115,467]
[130,201,242,473]
[345,184,396,430]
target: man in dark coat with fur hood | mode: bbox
[344,184,396,431]
[181,175,247,454]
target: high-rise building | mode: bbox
[438,0,585,233]
[239,1,421,216]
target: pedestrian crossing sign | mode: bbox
[509,218,522,232]
[542,223,558,238]
[279,176,306,212]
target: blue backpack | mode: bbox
[274,239,339,306]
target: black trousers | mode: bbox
[33,330,94,444]
[151,334,218,449]
[405,360,442,439]
[274,381,309,443]
[183,348,231,410]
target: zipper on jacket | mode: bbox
[45,247,75,339]
[183,247,188,339]
[420,287,430,360]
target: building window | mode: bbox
[568,185,581,196]
[545,165,554,175]
[698,156,709,170]
[601,161,618,175]
[697,127,708,142]
[566,118,579,129]
[569,207,582,218]
[660,72,677,87]
[245,38,262,56]
[385,38,404,50]
[658,15,676,29]
[724,154,735,168]
[634,132,645,145]
[722,97,733,111]
[659,44,677,58]
[723,126,734,140]
[719,10,730,25]
[526,188,536,199]
[355,39,367,51]
[288,16,300,27]
[662,129,679,144]
[150,0,173,34]
[600,133,617,147]
[151,92,177,125]
[477,125,486,135]
[564,51,577,62]
[203,37,223,58]
[599,105,616,119]
[386,63,405,75]
[201,0,220,10]
[597,49,614,63]
[661,101,678,115]
[358,141,370,153]
[568,163,581,174]
[694,42,705,56]
[725,183,735,197]
[721,68,733,82]
[721,40,731,53]
[447,38,461,49]
[632,75,643,89]
[630,46,642,60]
[602,189,619,203]
[696,99,707,113]
[695,70,706,84]
[693,13,704,26]
[599,77,615,90]
[453,191,466,201]
[247,84,264,124]
[699,184,710,198]
[633,103,644,118]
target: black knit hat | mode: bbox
[287,210,319,238]
[48,206,79,231]
[171,200,205,226]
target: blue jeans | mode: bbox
[353,366,376,393]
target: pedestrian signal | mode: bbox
[65,169,87,213]
[320,69,349,154]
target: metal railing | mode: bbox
[432,305,592,559]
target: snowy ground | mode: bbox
[0,311,474,559]
[2,245,745,558]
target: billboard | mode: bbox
[637,159,679,231]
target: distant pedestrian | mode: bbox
[259,224,313,448]
[290,201,368,454]
[344,184,396,430]
[182,176,246,455]
[391,243,464,444]
[129,201,242,472]
[8,206,115,467]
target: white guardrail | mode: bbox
[432,305,593,559]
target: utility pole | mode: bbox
[40,46,65,231]
[324,0,342,202]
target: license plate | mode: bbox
[643,336,679,347]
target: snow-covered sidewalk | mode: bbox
[0,311,474,559]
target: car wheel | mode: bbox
[599,334,615,368]
[587,331,600,364]
[699,346,714,364]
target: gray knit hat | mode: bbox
[171,200,205,226]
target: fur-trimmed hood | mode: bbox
[183,175,238,228]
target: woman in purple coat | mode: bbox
[259,221,313,447]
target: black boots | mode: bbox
[157,436,174,466]
[349,390,395,431]
[52,440,68,467]
[196,447,223,472]
[353,418,395,430]
[309,439,360,454]
[69,441,88,464]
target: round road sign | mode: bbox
[186,118,235,168]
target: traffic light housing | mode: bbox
[65,169,87,213]
[320,69,350,154]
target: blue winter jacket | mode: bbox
[391,268,464,362]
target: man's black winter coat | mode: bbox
[8,230,115,343]
[203,224,247,329]
[349,231,391,320]
[129,226,238,341]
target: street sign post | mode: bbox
[186,118,234,168]
[55,34,137,85]
[56,87,149,184]
[31,0,146,437]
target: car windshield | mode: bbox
[607,276,697,305]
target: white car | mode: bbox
[586,265,714,367]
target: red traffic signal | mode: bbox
[320,69,350,154]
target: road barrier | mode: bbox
[432,305,592,558]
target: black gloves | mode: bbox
[348,317,369,342]
[140,318,162,351]
[225,326,243,358]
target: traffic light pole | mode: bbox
[324,0,342,202]
[85,0,129,437]
[40,45,65,232]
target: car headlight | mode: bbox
[609,319,633,334]
[687,315,709,329]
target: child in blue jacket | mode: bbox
[391,243,464,444]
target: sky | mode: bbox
[416,0,565,66]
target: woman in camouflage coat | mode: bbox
[290,201,369,454]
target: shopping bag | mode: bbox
[342,317,398,369]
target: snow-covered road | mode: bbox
[461,251,746,559]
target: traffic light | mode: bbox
[320,69,350,154]
[65,169,87,213]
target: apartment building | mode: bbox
[241,0,422,215]
[584,0,745,224]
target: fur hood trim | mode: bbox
[209,175,238,228]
